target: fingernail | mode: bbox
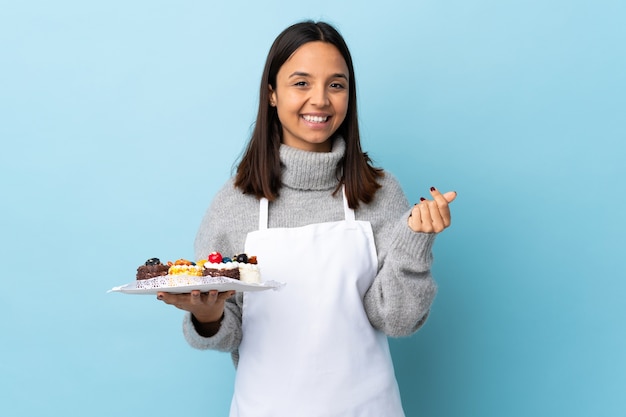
[420,197,426,201]
[430,186,436,192]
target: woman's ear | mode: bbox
[268,84,276,107]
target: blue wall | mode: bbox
[1,1,624,416]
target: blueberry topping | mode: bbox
[222,257,232,263]
[235,253,248,263]
[145,258,161,266]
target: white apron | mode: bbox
[230,191,405,417]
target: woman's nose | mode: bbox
[309,85,330,106]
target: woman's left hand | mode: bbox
[408,187,457,233]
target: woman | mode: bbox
[158,20,456,417]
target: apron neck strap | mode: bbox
[342,186,356,223]
[258,186,355,231]
[259,197,269,230]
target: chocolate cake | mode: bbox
[136,258,170,280]
[202,252,240,279]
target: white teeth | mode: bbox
[302,115,328,123]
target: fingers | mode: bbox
[417,198,435,233]
[190,289,209,306]
[429,187,453,228]
[157,291,188,310]
[442,191,457,203]
[157,290,236,309]
[425,198,445,231]
[218,290,237,301]
[408,186,456,233]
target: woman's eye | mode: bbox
[330,83,345,89]
[294,81,307,87]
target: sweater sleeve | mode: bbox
[363,174,438,337]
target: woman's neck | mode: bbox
[279,138,345,191]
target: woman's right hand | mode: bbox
[157,290,236,323]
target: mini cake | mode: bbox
[136,258,170,280]
[234,254,261,284]
[200,252,261,283]
[202,252,240,279]
[168,259,202,276]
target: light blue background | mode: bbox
[1,1,624,416]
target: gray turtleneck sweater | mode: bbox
[183,139,438,366]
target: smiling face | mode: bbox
[269,41,349,152]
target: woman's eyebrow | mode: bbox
[288,71,348,79]
[288,71,310,78]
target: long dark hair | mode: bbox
[234,20,383,209]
